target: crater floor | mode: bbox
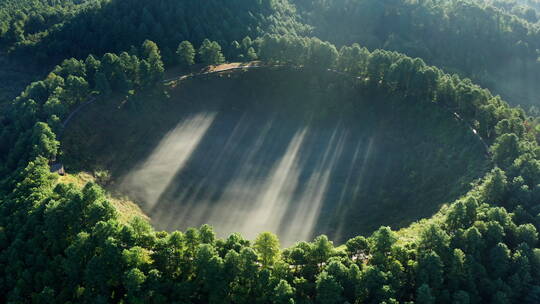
[63,68,489,244]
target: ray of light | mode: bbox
[330,139,366,240]
[280,127,347,245]
[329,136,376,240]
[119,113,216,210]
[156,118,277,231]
[120,113,371,246]
[235,128,308,240]
[169,127,307,240]
[351,136,375,199]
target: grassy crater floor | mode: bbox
[62,67,491,243]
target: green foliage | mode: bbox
[481,168,509,205]
[1,39,164,171]
[254,232,281,268]
[4,0,540,112]
[294,0,540,107]
[371,227,397,254]
[345,236,369,258]
[274,279,295,304]
[316,272,344,304]
[198,39,226,66]
[176,41,195,68]
[4,0,305,67]
[95,72,111,97]
[1,30,540,303]
[416,284,435,304]
[30,122,59,160]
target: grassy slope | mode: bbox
[55,171,149,224]
[62,67,490,242]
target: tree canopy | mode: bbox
[1,0,540,302]
[1,34,540,302]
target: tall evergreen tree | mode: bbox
[176,41,196,68]
[199,39,226,65]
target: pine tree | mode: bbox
[199,39,225,65]
[273,280,295,304]
[416,284,435,304]
[246,47,258,61]
[142,40,164,83]
[176,41,196,68]
[95,72,111,97]
[316,272,344,304]
[254,232,280,268]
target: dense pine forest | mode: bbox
[2,0,540,108]
[1,0,540,303]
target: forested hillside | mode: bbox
[0,0,305,103]
[294,0,540,108]
[0,0,91,45]
[2,32,540,302]
[8,0,307,63]
[484,0,540,22]
[2,0,540,108]
[1,0,540,303]
[0,0,95,104]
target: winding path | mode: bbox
[62,97,96,129]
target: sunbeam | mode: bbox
[119,113,216,210]
[332,136,375,240]
[236,128,307,240]
[280,127,347,244]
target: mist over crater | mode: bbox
[64,68,489,244]
[119,110,383,245]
